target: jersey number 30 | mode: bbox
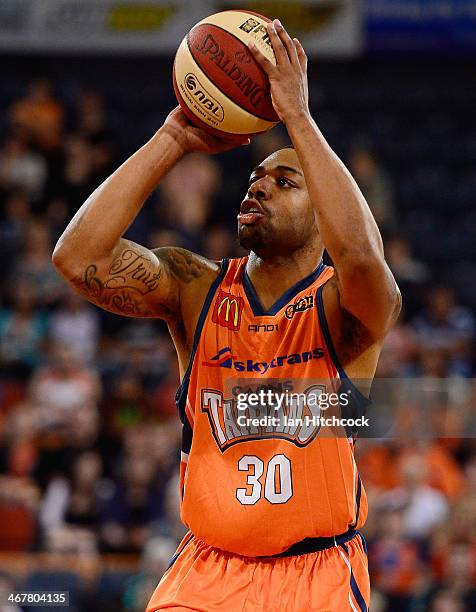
[236,454,293,505]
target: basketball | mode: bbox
[173,10,279,139]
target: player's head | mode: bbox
[238,147,321,259]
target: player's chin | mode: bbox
[238,224,266,252]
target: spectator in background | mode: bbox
[375,312,418,377]
[44,197,69,244]
[39,451,104,544]
[386,235,429,319]
[12,221,67,307]
[98,422,180,553]
[433,457,476,552]
[4,399,39,479]
[98,454,163,553]
[101,371,151,435]
[9,78,64,152]
[49,292,99,364]
[0,134,47,201]
[412,286,475,376]
[386,236,429,286]
[0,281,49,379]
[60,135,96,211]
[429,543,476,611]
[429,590,465,612]
[158,153,221,250]
[349,145,397,236]
[369,507,426,612]
[380,453,448,539]
[0,192,31,268]
[28,342,101,445]
[75,88,109,141]
[108,321,171,393]
[396,443,463,500]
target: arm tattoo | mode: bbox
[72,248,164,317]
[154,247,208,283]
[70,247,209,318]
[73,265,154,317]
[108,249,161,294]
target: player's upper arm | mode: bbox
[54,238,217,320]
[327,257,401,342]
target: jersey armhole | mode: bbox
[175,258,230,420]
[315,282,371,405]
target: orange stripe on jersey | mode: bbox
[176,257,369,556]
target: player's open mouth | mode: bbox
[238,199,265,225]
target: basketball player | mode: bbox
[53,20,400,611]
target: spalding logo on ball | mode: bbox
[173,10,279,139]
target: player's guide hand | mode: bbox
[248,19,310,125]
[163,106,250,156]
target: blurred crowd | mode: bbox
[0,72,474,612]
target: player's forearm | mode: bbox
[52,126,184,266]
[287,112,384,268]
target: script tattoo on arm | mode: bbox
[107,248,161,294]
[70,245,214,319]
[72,247,165,318]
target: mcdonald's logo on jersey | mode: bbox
[212,291,244,331]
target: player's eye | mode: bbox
[277,176,290,187]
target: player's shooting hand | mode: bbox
[164,107,250,155]
[248,20,309,124]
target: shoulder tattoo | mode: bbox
[153,247,211,283]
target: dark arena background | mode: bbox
[0,2,475,611]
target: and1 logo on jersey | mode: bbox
[212,290,244,331]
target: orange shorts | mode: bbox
[146,531,370,611]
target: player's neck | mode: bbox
[246,246,324,311]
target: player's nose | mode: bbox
[248,176,271,201]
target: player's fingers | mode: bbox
[274,20,299,66]
[266,20,289,66]
[294,38,308,72]
[248,42,276,76]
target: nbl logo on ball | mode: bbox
[185,75,197,91]
[182,73,224,122]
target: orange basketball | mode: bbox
[173,10,279,139]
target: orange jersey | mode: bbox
[176,257,368,556]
